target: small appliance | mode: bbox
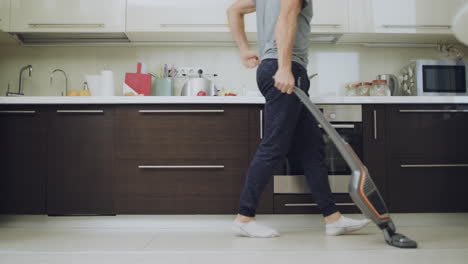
[399,60,467,96]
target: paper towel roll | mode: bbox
[85,75,101,96]
[101,70,115,96]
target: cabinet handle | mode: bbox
[373,110,378,140]
[28,23,105,29]
[0,110,36,114]
[138,165,224,169]
[382,25,451,29]
[318,124,355,129]
[401,164,468,168]
[285,203,355,207]
[311,24,341,28]
[260,109,263,139]
[399,109,468,113]
[56,110,104,114]
[160,24,229,30]
[138,110,224,113]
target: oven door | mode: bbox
[283,122,363,185]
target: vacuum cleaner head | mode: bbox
[293,87,417,249]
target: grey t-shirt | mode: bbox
[252,0,313,68]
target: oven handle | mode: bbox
[318,124,355,129]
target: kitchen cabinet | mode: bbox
[274,194,359,214]
[0,0,10,31]
[126,0,249,42]
[114,105,254,214]
[10,0,126,32]
[362,105,388,201]
[387,105,468,160]
[311,0,349,33]
[386,104,468,213]
[47,106,114,215]
[349,0,468,34]
[0,106,47,214]
[388,157,468,213]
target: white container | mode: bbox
[85,75,101,96]
[101,70,115,96]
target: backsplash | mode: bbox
[0,43,467,97]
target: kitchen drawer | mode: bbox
[274,194,360,214]
[388,157,468,213]
[387,105,468,159]
[115,158,248,214]
[115,105,249,159]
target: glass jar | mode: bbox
[370,80,391,96]
[357,82,372,96]
[345,83,359,96]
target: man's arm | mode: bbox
[227,0,259,69]
[274,0,303,94]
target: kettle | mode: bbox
[180,69,217,96]
[376,74,399,96]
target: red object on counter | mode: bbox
[125,63,152,96]
[197,91,207,96]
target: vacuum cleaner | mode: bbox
[293,87,418,249]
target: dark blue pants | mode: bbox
[239,59,338,217]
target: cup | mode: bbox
[154,78,173,96]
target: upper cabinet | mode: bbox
[0,0,10,31]
[349,0,468,34]
[127,0,243,41]
[311,0,349,33]
[10,0,126,32]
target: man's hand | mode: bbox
[273,68,295,94]
[241,50,260,69]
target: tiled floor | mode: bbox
[0,213,467,264]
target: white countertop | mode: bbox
[1,96,468,105]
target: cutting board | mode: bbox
[124,63,152,96]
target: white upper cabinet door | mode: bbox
[127,0,236,33]
[0,0,10,31]
[10,0,126,32]
[310,0,349,33]
[350,0,468,33]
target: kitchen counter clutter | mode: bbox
[1,96,468,105]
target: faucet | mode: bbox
[6,65,32,96]
[50,69,69,96]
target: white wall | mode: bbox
[0,43,467,96]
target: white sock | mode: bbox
[326,216,371,236]
[233,220,280,238]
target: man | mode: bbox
[227,0,371,238]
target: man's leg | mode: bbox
[234,60,304,237]
[289,88,371,236]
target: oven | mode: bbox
[273,105,363,214]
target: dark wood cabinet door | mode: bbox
[115,104,253,214]
[387,105,468,159]
[115,105,250,160]
[0,106,47,214]
[274,194,360,214]
[47,106,114,215]
[388,157,468,213]
[115,158,247,214]
[362,105,388,201]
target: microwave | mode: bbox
[400,60,468,96]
